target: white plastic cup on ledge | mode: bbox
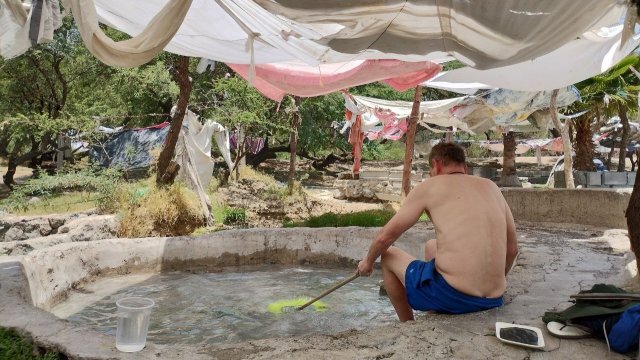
[115,297,154,352]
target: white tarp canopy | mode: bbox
[351,86,580,134]
[421,71,495,95]
[2,0,638,92]
[433,23,640,91]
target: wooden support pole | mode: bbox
[288,97,301,195]
[402,85,422,198]
[628,149,640,275]
[549,89,575,189]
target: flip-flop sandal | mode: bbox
[546,321,593,339]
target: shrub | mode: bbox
[117,182,205,237]
[237,166,278,185]
[1,166,121,213]
[362,141,406,161]
[0,327,64,360]
[222,207,247,225]
[466,143,490,158]
[285,209,395,228]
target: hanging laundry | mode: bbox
[229,133,266,155]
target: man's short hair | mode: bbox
[428,142,466,166]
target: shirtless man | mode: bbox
[357,142,518,321]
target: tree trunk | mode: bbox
[607,143,616,171]
[550,89,575,188]
[233,126,246,181]
[288,97,301,195]
[618,102,631,172]
[4,151,36,187]
[402,85,422,198]
[573,113,596,171]
[156,56,192,186]
[627,149,640,274]
[3,135,41,187]
[499,131,521,187]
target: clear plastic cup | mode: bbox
[115,297,154,352]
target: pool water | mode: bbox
[59,266,397,345]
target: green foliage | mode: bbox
[298,93,349,156]
[0,17,179,177]
[8,192,102,216]
[0,113,95,162]
[222,207,247,225]
[1,166,121,213]
[350,83,416,101]
[0,327,64,360]
[361,141,406,161]
[199,75,285,134]
[284,209,395,228]
[466,143,491,158]
[68,60,178,128]
[575,54,640,114]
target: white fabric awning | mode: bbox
[421,71,495,95]
[2,0,638,92]
[435,24,640,91]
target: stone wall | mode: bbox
[502,188,631,228]
[0,213,119,256]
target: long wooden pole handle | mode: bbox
[297,273,360,311]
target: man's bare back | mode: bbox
[413,174,515,298]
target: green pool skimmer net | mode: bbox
[267,273,360,314]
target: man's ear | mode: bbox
[434,159,442,175]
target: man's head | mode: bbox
[428,142,467,176]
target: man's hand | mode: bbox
[357,259,374,276]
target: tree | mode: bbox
[499,131,521,187]
[0,20,180,187]
[0,20,91,186]
[573,112,596,171]
[156,55,191,185]
[199,74,287,179]
[576,54,640,172]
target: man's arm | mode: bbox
[358,187,426,275]
[504,202,518,276]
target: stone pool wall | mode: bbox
[502,188,631,228]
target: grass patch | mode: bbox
[117,180,205,237]
[208,191,226,226]
[222,207,247,226]
[361,141,406,161]
[10,192,100,216]
[0,166,121,214]
[237,167,278,186]
[0,327,64,360]
[284,209,396,228]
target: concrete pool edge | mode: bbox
[0,226,634,360]
[0,227,427,360]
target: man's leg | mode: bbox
[424,239,437,261]
[381,247,416,322]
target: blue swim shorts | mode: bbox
[404,259,503,314]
